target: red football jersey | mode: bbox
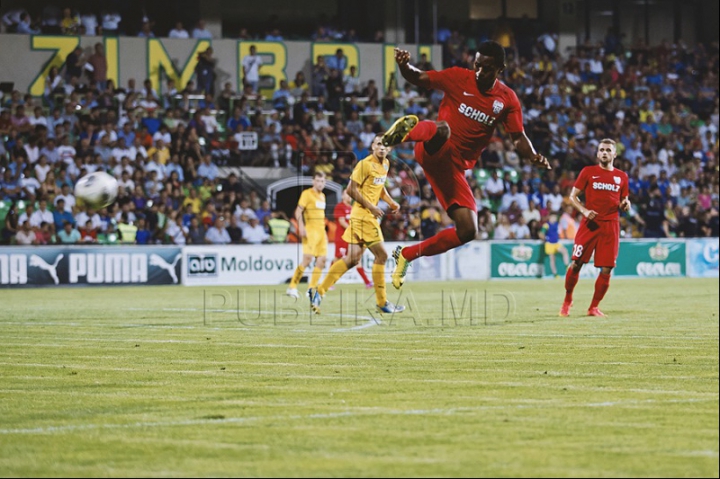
[426,67,524,169]
[333,202,352,243]
[574,165,629,221]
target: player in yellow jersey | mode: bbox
[286,172,328,299]
[309,135,405,315]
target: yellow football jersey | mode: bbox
[298,187,326,231]
[349,155,389,220]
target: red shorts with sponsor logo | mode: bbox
[414,141,477,213]
[334,237,348,259]
[571,218,620,268]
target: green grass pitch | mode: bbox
[1,277,718,477]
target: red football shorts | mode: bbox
[414,141,477,213]
[571,219,620,268]
[334,238,348,259]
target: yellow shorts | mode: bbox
[545,242,563,256]
[342,217,384,245]
[302,230,327,257]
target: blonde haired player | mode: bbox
[286,172,328,299]
[309,135,405,315]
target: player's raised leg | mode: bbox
[382,116,451,156]
[392,206,477,289]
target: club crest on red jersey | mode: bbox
[613,176,621,184]
[492,100,504,114]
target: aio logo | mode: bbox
[188,254,218,276]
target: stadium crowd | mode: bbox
[0,23,718,245]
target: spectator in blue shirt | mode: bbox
[197,156,219,181]
[1,170,21,200]
[57,221,81,244]
[326,48,347,72]
[272,80,293,110]
[53,198,75,230]
[135,217,152,244]
[227,108,250,133]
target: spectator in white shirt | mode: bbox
[493,214,513,240]
[168,21,189,38]
[15,221,37,245]
[522,200,542,225]
[200,106,219,135]
[57,136,77,165]
[30,199,54,229]
[511,216,531,239]
[166,211,189,245]
[34,155,51,182]
[544,184,564,213]
[80,13,98,35]
[128,137,148,161]
[29,107,48,128]
[115,156,135,176]
[205,217,231,244]
[75,208,102,232]
[500,184,528,212]
[152,125,172,144]
[398,82,419,107]
[312,111,330,132]
[24,138,40,164]
[117,171,135,195]
[242,45,263,93]
[20,167,41,198]
[485,170,505,203]
[191,19,213,39]
[17,204,34,226]
[97,122,118,145]
[343,65,361,95]
[111,138,133,163]
[101,11,121,35]
[241,217,270,244]
[234,198,257,225]
[54,184,76,213]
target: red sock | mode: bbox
[402,228,462,261]
[405,120,438,143]
[564,268,580,303]
[356,266,371,285]
[590,273,611,309]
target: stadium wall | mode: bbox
[0,35,443,98]
[0,238,716,287]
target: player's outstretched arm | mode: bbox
[510,131,551,170]
[348,180,384,219]
[394,48,432,90]
[568,187,597,221]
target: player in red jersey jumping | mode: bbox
[560,138,631,317]
[333,189,373,289]
[383,41,551,289]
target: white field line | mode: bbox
[2,318,717,342]
[0,398,716,436]
[1,361,718,397]
[0,306,383,332]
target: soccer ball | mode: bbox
[74,172,119,209]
